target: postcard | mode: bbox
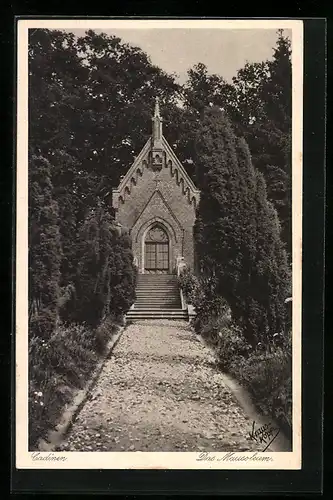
[16,18,303,470]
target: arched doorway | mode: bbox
[144,223,170,274]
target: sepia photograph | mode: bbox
[16,19,303,470]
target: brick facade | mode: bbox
[112,98,200,274]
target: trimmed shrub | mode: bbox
[67,205,137,328]
[29,155,62,339]
[193,107,290,344]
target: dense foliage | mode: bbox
[182,31,292,253]
[28,27,292,446]
[28,155,62,339]
[70,206,137,328]
[193,107,289,344]
[28,320,117,448]
[28,28,292,252]
[231,32,292,253]
[29,29,140,335]
[178,103,291,436]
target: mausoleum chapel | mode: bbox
[113,97,200,276]
[112,98,200,320]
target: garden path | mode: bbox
[61,320,278,452]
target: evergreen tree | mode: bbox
[29,155,62,338]
[183,31,292,254]
[108,231,137,317]
[71,205,136,327]
[183,63,228,114]
[194,107,289,343]
[178,63,234,181]
[71,207,101,326]
[194,107,244,304]
[28,28,185,283]
[262,30,292,252]
[227,30,292,253]
[233,137,257,334]
[252,171,290,341]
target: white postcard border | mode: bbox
[16,18,303,470]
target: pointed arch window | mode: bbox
[145,224,169,273]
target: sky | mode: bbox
[70,28,292,84]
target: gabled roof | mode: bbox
[113,98,200,209]
[113,135,200,208]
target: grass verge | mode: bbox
[195,319,292,441]
[28,316,119,450]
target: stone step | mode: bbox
[128,308,185,312]
[137,278,177,280]
[130,304,182,311]
[130,273,185,320]
[137,282,178,285]
[136,291,179,295]
[137,279,178,283]
[135,295,180,299]
[135,297,181,302]
[135,291,179,296]
[135,287,179,293]
[135,294,180,298]
[136,281,179,288]
[136,292,180,296]
[136,285,179,288]
[136,282,178,286]
[135,301,181,305]
[137,276,178,280]
[136,288,179,292]
[136,281,178,284]
[126,311,188,320]
[127,316,188,320]
[136,290,179,294]
[127,317,188,322]
[134,305,182,309]
[135,298,181,302]
[137,274,177,278]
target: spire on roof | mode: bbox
[154,96,161,118]
[152,96,163,147]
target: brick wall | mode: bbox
[114,149,199,274]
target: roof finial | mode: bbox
[152,96,163,146]
[154,96,161,118]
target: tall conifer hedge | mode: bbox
[29,155,62,338]
[68,204,137,328]
[194,107,289,343]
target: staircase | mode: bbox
[126,274,188,321]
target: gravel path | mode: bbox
[62,320,265,452]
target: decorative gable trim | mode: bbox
[162,136,198,193]
[112,134,200,210]
[114,137,150,191]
